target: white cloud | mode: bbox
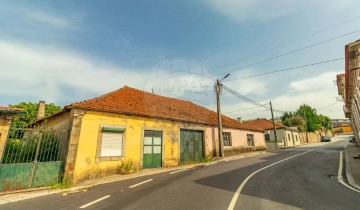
[26,10,70,28]
[202,0,299,22]
[221,72,345,120]
[0,40,144,104]
[201,0,359,22]
[272,72,344,118]
[224,69,268,96]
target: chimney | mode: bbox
[236,117,243,123]
[36,101,46,120]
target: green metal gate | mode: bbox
[0,126,69,192]
[143,130,162,169]
[180,129,204,164]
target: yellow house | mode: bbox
[0,106,25,161]
[332,124,352,134]
[37,86,264,184]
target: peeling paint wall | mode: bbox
[0,118,11,161]
[211,127,266,148]
[72,111,215,183]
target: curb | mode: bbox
[0,150,269,205]
[344,145,360,190]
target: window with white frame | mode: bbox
[247,134,254,146]
[223,132,232,146]
[97,127,125,161]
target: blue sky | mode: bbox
[1,0,360,119]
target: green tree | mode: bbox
[317,114,331,130]
[296,104,319,132]
[281,111,294,122]
[9,102,62,128]
[288,115,306,132]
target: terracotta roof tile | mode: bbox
[240,119,285,130]
[66,86,263,132]
[0,106,24,111]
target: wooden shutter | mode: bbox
[101,132,123,157]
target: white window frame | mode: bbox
[247,134,254,146]
[223,132,232,146]
[96,125,125,163]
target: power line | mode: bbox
[223,104,268,114]
[316,102,340,111]
[215,29,360,76]
[222,85,288,113]
[212,15,360,72]
[223,57,344,82]
[222,85,269,109]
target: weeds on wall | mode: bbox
[118,159,134,174]
[224,146,266,156]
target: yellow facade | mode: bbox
[0,119,11,161]
[72,110,212,183]
[333,125,352,133]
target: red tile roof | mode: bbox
[240,119,286,130]
[66,86,263,132]
[0,106,24,111]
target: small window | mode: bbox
[96,126,125,162]
[247,134,254,146]
[296,135,298,141]
[223,132,232,146]
[265,134,270,141]
[100,132,123,157]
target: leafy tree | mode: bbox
[281,111,294,122]
[296,104,319,132]
[9,102,62,128]
[317,114,331,130]
[281,104,332,132]
[288,115,306,132]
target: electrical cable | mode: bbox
[223,57,344,82]
[215,29,360,76]
[212,15,360,71]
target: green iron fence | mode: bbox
[0,125,69,192]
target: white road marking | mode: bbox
[227,150,313,210]
[129,179,153,188]
[169,169,188,174]
[337,151,360,193]
[79,195,111,209]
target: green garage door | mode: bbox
[180,129,204,164]
[143,130,162,169]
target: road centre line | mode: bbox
[227,150,313,210]
[337,151,360,193]
[129,179,153,188]
[79,195,111,209]
[169,169,188,174]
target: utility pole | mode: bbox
[215,79,224,157]
[303,110,309,143]
[270,101,278,149]
[215,74,230,158]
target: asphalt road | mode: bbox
[1,136,359,210]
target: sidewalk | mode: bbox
[0,150,267,205]
[344,143,360,189]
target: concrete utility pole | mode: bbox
[303,110,309,143]
[215,79,224,157]
[215,74,230,157]
[270,101,278,148]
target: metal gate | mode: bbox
[0,125,69,192]
[180,129,204,164]
[143,130,162,169]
